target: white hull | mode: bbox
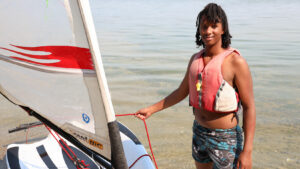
[6,123,155,169]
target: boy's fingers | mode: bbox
[135,113,144,120]
[236,161,240,169]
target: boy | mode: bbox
[135,3,255,169]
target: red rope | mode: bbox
[25,124,43,144]
[53,130,90,168]
[129,154,151,168]
[54,130,78,160]
[116,114,159,169]
[44,125,90,169]
[24,114,158,168]
[142,119,158,169]
[115,113,135,117]
[44,125,74,161]
[53,131,90,168]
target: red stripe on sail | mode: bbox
[0,45,94,70]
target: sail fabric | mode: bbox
[0,0,114,160]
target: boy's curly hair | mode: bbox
[195,3,232,48]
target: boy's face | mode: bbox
[199,17,224,48]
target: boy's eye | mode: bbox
[201,23,218,30]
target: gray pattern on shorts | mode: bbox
[192,121,243,169]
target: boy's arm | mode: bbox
[233,55,256,169]
[135,53,197,120]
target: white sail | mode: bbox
[0,0,121,163]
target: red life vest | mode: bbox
[189,47,240,113]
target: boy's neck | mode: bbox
[204,44,226,57]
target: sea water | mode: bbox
[91,0,300,168]
[0,0,299,168]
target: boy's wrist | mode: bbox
[242,148,253,154]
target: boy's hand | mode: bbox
[236,150,252,169]
[135,108,152,120]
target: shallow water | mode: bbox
[91,0,300,168]
[1,0,300,168]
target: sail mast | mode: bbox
[75,0,128,168]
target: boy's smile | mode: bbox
[200,17,224,47]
